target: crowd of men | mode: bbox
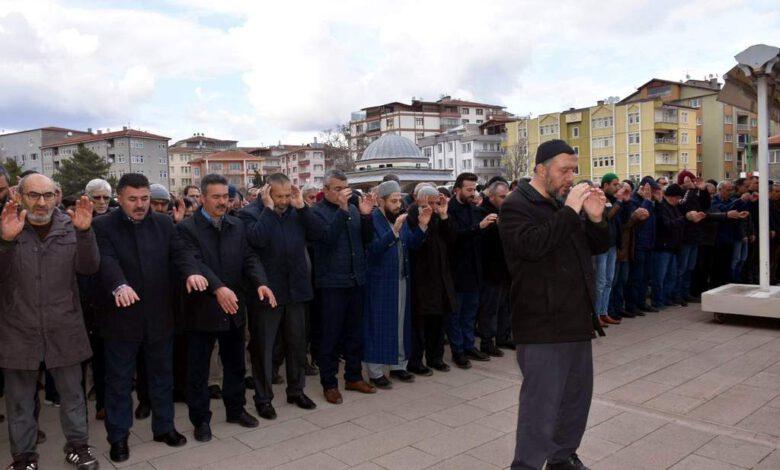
[0,138,779,470]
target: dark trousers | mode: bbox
[477,282,511,344]
[308,289,321,363]
[103,336,174,443]
[609,260,630,315]
[86,333,106,413]
[449,292,480,355]
[713,242,734,288]
[512,341,593,470]
[409,315,446,368]
[772,239,780,284]
[173,333,188,399]
[4,364,88,460]
[318,287,364,389]
[136,353,150,407]
[187,322,246,425]
[692,244,716,295]
[250,303,307,405]
[628,249,653,310]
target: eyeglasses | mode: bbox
[91,195,110,201]
[23,192,57,202]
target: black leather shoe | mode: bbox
[134,402,150,420]
[109,438,129,463]
[638,304,659,313]
[227,410,259,428]
[407,364,433,376]
[256,403,277,420]
[430,361,451,372]
[620,309,637,318]
[389,370,415,383]
[496,342,516,350]
[546,453,590,469]
[480,340,505,358]
[153,429,187,447]
[194,422,212,442]
[465,349,491,362]
[452,354,472,369]
[208,384,222,400]
[287,393,317,410]
[370,376,393,389]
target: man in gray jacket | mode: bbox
[0,174,100,470]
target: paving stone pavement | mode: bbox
[2,304,780,469]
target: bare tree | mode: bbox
[503,141,530,182]
[320,123,363,172]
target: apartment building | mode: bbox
[278,145,327,186]
[0,127,91,174]
[190,150,264,190]
[40,127,170,187]
[418,123,506,181]
[168,134,238,195]
[508,97,697,185]
[348,96,511,160]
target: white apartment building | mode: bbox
[41,127,170,187]
[348,96,510,160]
[0,127,91,174]
[279,145,327,187]
[418,124,506,181]
[168,134,238,195]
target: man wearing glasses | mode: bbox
[0,173,100,470]
[85,179,113,216]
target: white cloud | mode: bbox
[1,0,779,143]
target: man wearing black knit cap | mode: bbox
[500,139,609,470]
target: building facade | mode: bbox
[168,134,238,195]
[0,127,91,174]
[417,124,506,181]
[40,128,170,188]
[278,145,327,187]
[348,96,511,160]
[190,150,264,190]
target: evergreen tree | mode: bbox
[2,158,23,185]
[53,144,111,196]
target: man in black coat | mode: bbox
[246,173,320,420]
[92,173,186,463]
[173,174,274,441]
[499,140,609,470]
[477,178,512,356]
[447,172,496,369]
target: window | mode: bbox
[593,156,614,168]
[724,134,733,142]
[464,159,471,169]
[591,116,613,129]
[629,153,640,165]
[697,154,702,162]
[437,159,443,168]
[437,144,443,153]
[30,153,38,161]
[131,156,144,164]
[697,116,702,126]
[131,140,144,149]
[591,136,613,148]
[689,99,701,108]
[724,115,733,124]
[476,108,484,115]
[751,118,758,127]
[571,127,580,138]
[696,135,702,144]
[118,156,126,163]
[448,158,454,168]
[681,112,688,124]
[355,124,363,134]
[628,133,640,145]
[210,163,223,171]
[462,119,470,124]
[461,107,470,114]
[572,146,579,155]
[482,143,489,151]
[424,148,432,158]
[386,118,394,128]
[462,143,472,153]
[229,162,241,171]
[314,164,323,171]
[770,149,780,163]
[627,112,640,124]
[447,142,454,152]
[160,170,168,178]
[540,124,559,136]
[159,157,167,164]
[415,117,424,126]
[680,132,689,144]
[476,120,483,124]
[724,153,733,161]
[681,152,689,164]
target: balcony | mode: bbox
[654,111,678,130]
[737,124,750,132]
[736,141,746,149]
[655,156,678,166]
[474,149,504,158]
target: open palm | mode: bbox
[1,201,27,241]
[67,196,94,231]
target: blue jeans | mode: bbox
[104,336,175,443]
[674,244,698,300]
[651,251,678,308]
[449,292,480,355]
[593,247,617,316]
[628,249,653,310]
[609,260,630,315]
[731,240,749,282]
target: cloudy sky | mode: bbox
[0,0,777,146]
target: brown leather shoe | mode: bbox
[345,380,377,394]
[603,315,622,325]
[323,388,343,404]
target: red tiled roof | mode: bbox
[438,98,505,109]
[41,129,170,148]
[191,150,261,163]
[769,135,780,145]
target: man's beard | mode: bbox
[26,206,55,225]
[385,208,401,223]
[545,175,567,199]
